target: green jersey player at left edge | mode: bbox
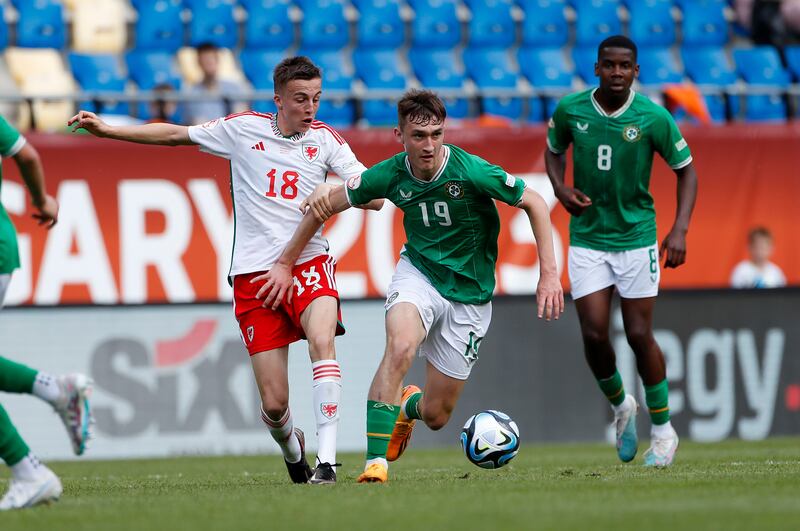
[0,115,94,511]
[254,89,564,484]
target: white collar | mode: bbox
[591,88,636,118]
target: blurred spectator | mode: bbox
[183,43,245,125]
[730,227,787,288]
[746,0,800,46]
[148,83,178,124]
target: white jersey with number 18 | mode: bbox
[188,111,366,278]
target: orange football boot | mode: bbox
[386,385,422,462]
[356,463,388,483]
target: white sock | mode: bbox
[365,457,388,470]
[611,395,633,416]
[32,373,60,404]
[261,407,302,463]
[312,360,341,465]
[651,421,674,439]
[10,453,44,481]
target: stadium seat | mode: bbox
[16,0,66,49]
[733,46,790,122]
[72,0,127,53]
[6,47,75,132]
[297,47,353,91]
[468,0,515,48]
[135,0,184,52]
[244,0,294,50]
[574,0,621,48]
[411,0,461,49]
[464,46,522,120]
[188,0,238,49]
[126,49,183,90]
[572,46,598,84]
[628,0,675,48]
[300,0,349,50]
[681,46,739,122]
[177,47,245,86]
[636,47,683,87]
[354,48,406,126]
[357,0,404,49]
[785,46,800,81]
[527,96,545,122]
[0,5,8,51]
[681,2,729,47]
[68,53,129,115]
[520,0,568,48]
[518,47,573,119]
[240,48,285,89]
[409,47,469,118]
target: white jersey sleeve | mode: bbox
[327,140,367,180]
[187,117,240,159]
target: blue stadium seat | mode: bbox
[520,0,568,47]
[126,50,183,90]
[300,0,349,50]
[785,46,800,81]
[354,48,406,126]
[16,0,65,49]
[409,48,469,118]
[296,47,354,90]
[572,46,597,84]
[733,46,790,122]
[240,48,285,89]
[574,0,621,48]
[468,0,515,48]
[681,2,729,47]
[357,0,404,49]
[244,0,294,50]
[411,0,461,49]
[637,48,683,87]
[135,0,184,52]
[628,0,675,48]
[69,53,129,115]
[0,4,7,50]
[518,47,573,119]
[681,46,739,122]
[188,0,238,48]
[464,47,522,120]
[527,97,545,123]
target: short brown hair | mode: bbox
[273,56,321,93]
[748,226,773,244]
[397,89,447,127]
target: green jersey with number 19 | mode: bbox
[547,89,692,251]
[0,117,27,274]
[345,144,526,305]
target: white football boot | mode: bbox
[53,374,94,456]
[644,425,679,467]
[0,466,62,511]
[614,394,639,463]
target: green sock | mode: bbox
[597,370,626,407]
[0,356,38,394]
[403,391,423,420]
[0,404,30,466]
[645,379,670,425]
[366,400,400,460]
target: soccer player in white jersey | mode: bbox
[68,57,381,484]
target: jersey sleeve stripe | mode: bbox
[310,121,345,145]
[3,135,26,157]
[224,111,273,121]
[546,137,564,154]
[343,184,357,207]
[670,155,693,170]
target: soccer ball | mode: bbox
[460,410,520,469]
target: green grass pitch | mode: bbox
[2,438,798,530]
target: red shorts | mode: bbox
[233,255,345,355]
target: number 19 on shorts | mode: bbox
[597,145,612,171]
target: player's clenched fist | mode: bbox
[300,183,337,222]
[67,111,109,137]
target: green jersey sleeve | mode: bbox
[0,117,25,157]
[468,155,526,207]
[344,158,393,206]
[546,99,572,154]
[653,107,692,169]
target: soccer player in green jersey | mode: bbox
[0,116,93,510]
[256,89,564,483]
[545,36,698,467]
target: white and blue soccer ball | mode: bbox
[460,410,520,469]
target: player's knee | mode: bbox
[422,410,451,431]
[625,327,653,352]
[261,403,289,422]
[386,335,418,367]
[581,327,610,347]
[307,333,335,360]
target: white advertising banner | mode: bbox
[0,301,386,461]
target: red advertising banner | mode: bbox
[2,124,798,305]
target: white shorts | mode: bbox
[384,256,492,380]
[0,273,11,309]
[568,244,660,300]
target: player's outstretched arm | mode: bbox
[68,110,194,146]
[660,162,698,269]
[518,188,564,321]
[253,184,353,309]
[13,143,58,228]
